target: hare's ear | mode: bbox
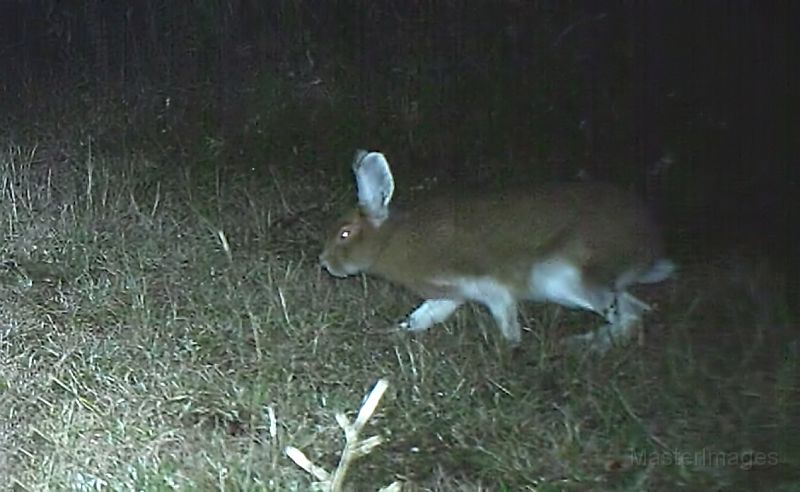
[352,150,395,225]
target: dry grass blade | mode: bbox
[285,378,402,491]
[285,446,331,482]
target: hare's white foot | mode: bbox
[400,299,463,332]
[565,319,641,353]
[565,291,649,353]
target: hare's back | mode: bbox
[380,183,659,274]
[421,182,659,251]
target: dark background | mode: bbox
[0,0,797,314]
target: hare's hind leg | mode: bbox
[528,259,645,352]
[528,259,616,313]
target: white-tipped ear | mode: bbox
[352,150,394,224]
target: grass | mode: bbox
[0,118,798,491]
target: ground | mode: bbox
[0,136,797,491]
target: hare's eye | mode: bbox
[337,222,359,242]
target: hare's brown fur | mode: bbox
[320,150,674,352]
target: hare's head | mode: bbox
[319,150,396,278]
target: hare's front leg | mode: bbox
[400,299,463,332]
[458,279,522,346]
[480,295,522,346]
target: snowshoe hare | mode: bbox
[319,150,675,352]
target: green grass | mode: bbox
[0,126,797,491]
